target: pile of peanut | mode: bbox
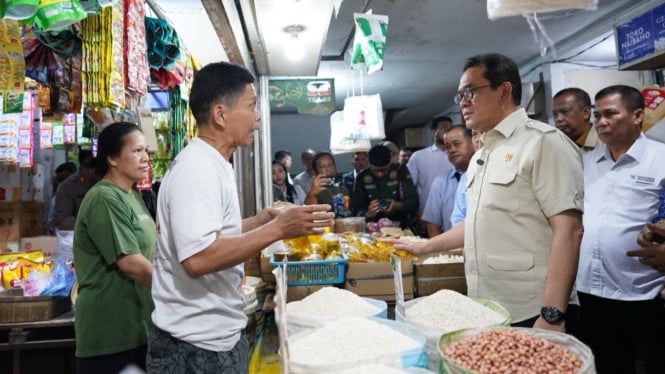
[442,329,582,374]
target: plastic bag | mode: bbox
[40,254,76,296]
[329,110,371,154]
[56,229,74,259]
[342,94,385,140]
[487,0,597,20]
[351,12,389,75]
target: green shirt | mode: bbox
[351,164,419,224]
[73,181,155,357]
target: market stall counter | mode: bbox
[0,304,75,374]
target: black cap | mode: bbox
[369,144,392,167]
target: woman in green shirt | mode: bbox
[73,122,155,374]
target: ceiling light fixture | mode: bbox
[284,24,306,61]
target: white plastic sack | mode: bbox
[55,229,74,259]
[395,296,510,371]
[342,94,385,140]
[487,0,598,20]
[329,110,371,154]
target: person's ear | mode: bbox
[211,103,227,128]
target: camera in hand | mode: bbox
[325,176,338,187]
[378,199,390,210]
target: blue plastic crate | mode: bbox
[270,252,348,286]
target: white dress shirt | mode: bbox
[576,133,665,300]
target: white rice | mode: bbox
[406,289,504,332]
[289,317,421,366]
[286,287,380,318]
[422,254,463,264]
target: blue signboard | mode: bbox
[617,3,665,67]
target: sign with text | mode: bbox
[616,2,665,69]
[269,79,335,115]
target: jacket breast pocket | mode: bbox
[484,168,519,211]
[485,253,535,303]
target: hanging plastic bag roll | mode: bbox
[351,12,388,75]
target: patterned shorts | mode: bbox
[146,325,249,374]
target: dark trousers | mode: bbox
[77,345,147,374]
[510,304,583,340]
[578,292,665,374]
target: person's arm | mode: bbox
[386,221,464,255]
[242,206,280,232]
[398,167,419,213]
[53,184,77,230]
[533,209,582,332]
[422,177,444,237]
[450,174,467,226]
[182,204,334,277]
[116,253,153,288]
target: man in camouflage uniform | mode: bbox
[351,144,418,228]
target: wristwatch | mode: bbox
[540,306,566,323]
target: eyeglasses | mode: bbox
[454,84,492,104]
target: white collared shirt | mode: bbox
[576,133,665,300]
[406,143,453,211]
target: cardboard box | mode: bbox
[0,164,21,202]
[344,259,414,301]
[20,201,44,238]
[244,254,260,277]
[20,235,57,257]
[286,284,331,302]
[0,288,71,322]
[414,255,467,297]
[260,254,276,284]
[0,201,20,243]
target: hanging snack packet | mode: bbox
[350,12,388,75]
[34,0,86,32]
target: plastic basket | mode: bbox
[270,252,348,286]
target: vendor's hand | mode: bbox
[381,237,428,255]
[257,206,281,224]
[637,222,665,246]
[275,204,334,238]
[533,316,565,333]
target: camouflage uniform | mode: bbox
[351,164,418,225]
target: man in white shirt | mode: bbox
[407,116,454,214]
[422,125,474,237]
[147,62,333,373]
[576,85,665,374]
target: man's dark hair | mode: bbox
[444,124,472,138]
[463,53,522,106]
[595,85,644,113]
[55,162,77,182]
[368,144,392,167]
[554,87,592,109]
[431,116,453,130]
[274,150,292,162]
[312,152,336,173]
[189,62,255,126]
